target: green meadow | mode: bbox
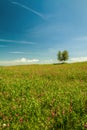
[0,62,87,130]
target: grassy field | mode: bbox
[0,62,87,130]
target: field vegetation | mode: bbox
[0,62,87,130]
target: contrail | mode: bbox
[0,39,34,44]
[11,1,45,20]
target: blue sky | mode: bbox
[0,0,87,65]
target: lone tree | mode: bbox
[57,50,69,62]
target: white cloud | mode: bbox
[1,56,87,66]
[69,57,87,63]
[0,57,39,66]
[11,1,45,20]
[43,59,53,63]
[0,39,34,44]
[15,58,39,63]
[39,59,55,64]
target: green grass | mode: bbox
[0,62,87,130]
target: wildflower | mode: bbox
[47,117,50,121]
[3,123,6,127]
[84,123,87,128]
[7,123,10,127]
[51,111,56,117]
[19,118,23,123]
[15,114,19,117]
[62,110,65,115]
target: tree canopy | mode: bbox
[57,50,69,62]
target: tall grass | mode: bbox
[0,62,87,129]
